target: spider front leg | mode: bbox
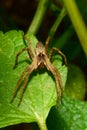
[14,35,36,69]
[13,47,30,69]
[49,47,67,65]
[24,35,35,59]
[45,36,51,54]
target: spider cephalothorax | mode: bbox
[11,35,67,106]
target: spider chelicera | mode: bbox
[11,35,67,106]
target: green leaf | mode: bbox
[0,30,67,129]
[65,64,87,100]
[47,96,87,130]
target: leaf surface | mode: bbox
[47,96,87,130]
[0,30,67,128]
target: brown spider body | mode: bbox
[36,42,47,68]
[11,36,67,106]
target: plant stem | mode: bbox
[38,120,48,130]
[63,0,87,56]
[27,0,49,35]
[35,112,48,130]
[49,6,67,39]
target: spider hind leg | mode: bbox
[46,59,64,105]
[11,64,34,106]
[18,72,30,106]
[10,66,29,104]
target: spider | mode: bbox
[10,35,67,106]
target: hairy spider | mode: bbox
[11,35,67,106]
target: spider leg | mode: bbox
[46,58,63,103]
[45,36,51,54]
[18,65,34,106]
[13,47,30,68]
[49,47,67,65]
[24,35,36,59]
[10,65,30,103]
[11,59,37,105]
[18,73,30,106]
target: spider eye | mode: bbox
[37,53,45,62]
[38,53,44,57]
